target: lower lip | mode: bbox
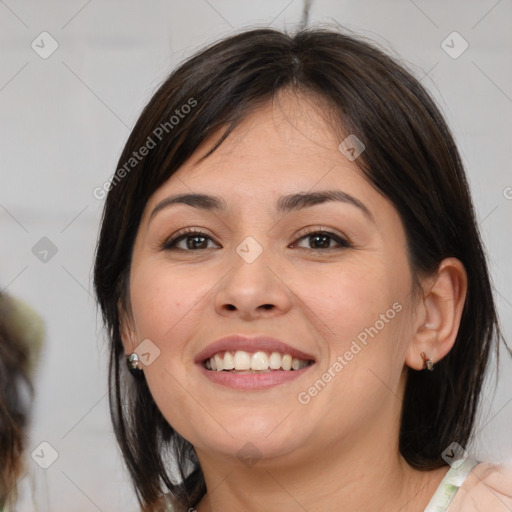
[198,364,314,390]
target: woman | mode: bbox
[93,26,512,511]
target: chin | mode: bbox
[186,416,310,464]
[198,435,305,467]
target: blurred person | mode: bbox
[0,292,44,511]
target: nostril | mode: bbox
[224,304,273,311]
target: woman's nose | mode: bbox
[213,242,292,320]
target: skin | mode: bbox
[119,90,468,512]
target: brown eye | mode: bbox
[162,230,219,251]
[293,231,351,250]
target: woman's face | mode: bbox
[122,92,421,466]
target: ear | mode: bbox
[118,298,137,356]
[405,257,467,371]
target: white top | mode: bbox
[424,457,512,511]
[424,458,480,511]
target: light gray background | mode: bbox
[1,1,511,510]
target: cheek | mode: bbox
[295,262,397,344]
[294,260,412,405]
[129,262,201,343]
[128,263,207,434]
[297,266,410,432]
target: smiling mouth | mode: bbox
[204,350,315,372]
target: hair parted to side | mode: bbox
[93,25,511,511]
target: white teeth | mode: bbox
[214,353,223,372]
[223,351,235,370]
[251,351,269,371]
[269,352,282,370]
[233,350,251,370]
[291,357,301,370]
[206,350,311,372]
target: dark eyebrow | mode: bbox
[276,191,374,222]
[149,190,374,223]
[149,193,227,223]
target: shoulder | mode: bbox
[448,460,512,511]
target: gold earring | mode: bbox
[420,352,434,371]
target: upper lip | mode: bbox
[195,335,316,364]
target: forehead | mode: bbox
[150,92,370,204]
[202,92,343,162]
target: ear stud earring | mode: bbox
[421,352,434,371]
[126,353,143,375]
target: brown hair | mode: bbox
[93,25,511,511]
[0,293,34,509]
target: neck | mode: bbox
[194,424,445,512]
